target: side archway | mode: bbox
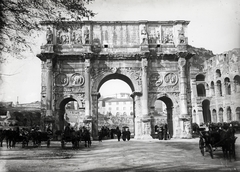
[57,97,82,131]
[156,95,174,138]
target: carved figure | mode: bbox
[164,73,178,85]
[84,27,90,44]
[162,26,173,44]
[178,27,185,44]
[71,74,84,86]
[46,27,53,44]
[57,31,61,44]
[56,74,68,85]
[72,31,82,44]
[140,25,148,45]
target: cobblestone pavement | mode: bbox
[0,134,240,172]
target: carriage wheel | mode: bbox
[199,138,205,156]
[47,140,50,148]
[208,144,213,159]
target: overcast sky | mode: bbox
[0,0,239,103]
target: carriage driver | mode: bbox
[64,123,71,136]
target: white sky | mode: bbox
[0,0,239,103]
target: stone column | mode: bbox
[84,58,91,117]
[131,92,142,139]
[141,56,152,139]
[91,92,100,139]
[46,58,53,117]
[178,57,191,138]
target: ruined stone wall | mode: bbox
[191,48,240,124]
[204,48,240,122]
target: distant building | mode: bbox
[98,93,133,116]
[0,101,41,128]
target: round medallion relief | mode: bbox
[71,73,85,86]
[55,73,68,86]
[164,73,178,85]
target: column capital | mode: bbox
[177,52,195,59]
[91,92,101,99]
[83,53,93,60]
[140,52,150,60]
[130,91,142,98]
[36,53,55,62]
[178,57,186,68]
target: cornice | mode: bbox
[40,20,190,26]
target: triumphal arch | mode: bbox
[37,20,194,139]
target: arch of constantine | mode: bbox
[37,20,194,139]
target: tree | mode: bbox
[0,0,95,62]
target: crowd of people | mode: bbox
[98,126,131,142]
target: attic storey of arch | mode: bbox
[0,0,95,62]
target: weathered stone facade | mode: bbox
[191,48,240,125]
[37,20,194,139]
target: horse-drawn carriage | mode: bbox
[61,130,80,148]
[30,130,53,147]
[198,123,237,160]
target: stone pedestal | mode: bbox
[140,116,152,140]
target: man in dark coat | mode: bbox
[116,127,121,141]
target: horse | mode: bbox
[30,130,52,147]
[207,124,237,161]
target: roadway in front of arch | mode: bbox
[0,134,239,172]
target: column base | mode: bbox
[46,110,52,116]
[180,132,192,139]
[141,134,153,140]
[134,134,153,140]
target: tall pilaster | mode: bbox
[141,57,149,117]
[46,58,53,117]
[91,92,100,139]
[178,57,188,118]
[141,56,151,139]
[131,92,142,139]
[84,57,91,117]
[178,56,191,138]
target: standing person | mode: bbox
[64,123,71,137]
[126,128,131,141]
[98,130,102,142]
[116,126,121,141]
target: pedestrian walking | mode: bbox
[116,126,121,141]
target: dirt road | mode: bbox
[0,136,240,172]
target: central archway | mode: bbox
[97,73,135,139]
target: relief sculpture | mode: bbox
[71,73,85,86]
[55,73,68,86]
[148,25,161,44]
[162,26,173,44]
[57,27,70,44]
[149,73,163,89]
[46,27,53,44]
[164,73,178,85]
[140,25,148,45]
[71,25,82,44]
[84,26,90,44]
[178,27,185,44]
